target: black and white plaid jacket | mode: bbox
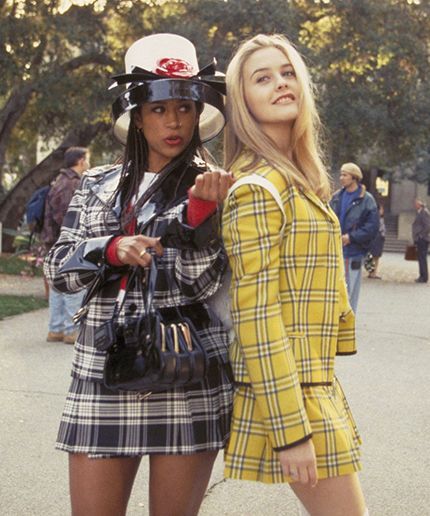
[43,162,230,382]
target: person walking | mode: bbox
[44,33,234,516]
[330,162,379,312]
[41,146,90,344]
[412,198,430,283]
[367,203,386,279]
[222,34,368,516]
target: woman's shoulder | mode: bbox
[231,155,291,196]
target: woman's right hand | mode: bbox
[115,235,163,267]
[190,169,235,203]
[278,439,318,487]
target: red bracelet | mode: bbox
[105,236,125,266]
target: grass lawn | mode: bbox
[0,294,48,320]
[0,253,43,276]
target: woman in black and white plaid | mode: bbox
[44,34,234,516]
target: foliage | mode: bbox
[1,0,429,189]
[296,0,430,170]
[0,294,48,320]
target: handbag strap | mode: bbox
[227,174,286,233]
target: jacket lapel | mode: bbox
[301,189,338,225]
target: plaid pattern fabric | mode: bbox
[224,377,361,483]
[57,366,233,456]
[44,164,230,382]
[46,163,234,455]
[221,155,357,453]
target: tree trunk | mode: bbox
[0,121,110,252]
[0,84,35,193]
[0,49,113,192]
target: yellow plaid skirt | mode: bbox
[224,377,362,483]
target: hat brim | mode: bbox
[112,79,225,145]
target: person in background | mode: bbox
[368,203,386,279]
[412,198,430,283]
[41,146,89,344]
[44,33,234,516]
[330,162,379,312]
[222,33,367,516]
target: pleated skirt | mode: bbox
[224,377,362,483]
[56,365,233,458]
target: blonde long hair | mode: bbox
[224,34,331,200]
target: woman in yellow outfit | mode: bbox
[222,34,368,515]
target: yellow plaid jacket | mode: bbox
[222,155,356,449]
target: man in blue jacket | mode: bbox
[330,162,379,313]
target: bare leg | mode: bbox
[69,453,141,516]
[291,473,366,516]
[149,451,218,516]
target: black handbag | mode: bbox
[101,258,208,393]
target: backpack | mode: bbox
[25,185,50,233]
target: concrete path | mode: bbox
[1,253,429,515]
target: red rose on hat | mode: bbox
[154,58,194,78]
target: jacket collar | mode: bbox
[87,161,201,224]
[335,183,365,200]
[61,167,82,180]
[87,165,123,218]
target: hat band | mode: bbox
[112,79,225,122]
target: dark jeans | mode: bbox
[416,238,429,282]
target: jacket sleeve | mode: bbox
[349,196,379,244]
[222,182,312,450]
[168,206,227,302]
[415,210,430,241]
[43,177,114,293]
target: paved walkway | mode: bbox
[0,252,424,299]
[0,273,46,298]
[1,252,429,515]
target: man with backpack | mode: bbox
[41,147,90,344]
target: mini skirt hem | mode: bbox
[224,462,362,484]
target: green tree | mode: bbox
[1,0,429,251]
[0,0,153,250]
[0,1,119,186]
[295,0,430,171]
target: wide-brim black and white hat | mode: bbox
[111,33,226,145]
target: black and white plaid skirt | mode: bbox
[56,365,233,457]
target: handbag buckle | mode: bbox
[178,323,192,351]
[72,305,89,324]
[170,324,180,353]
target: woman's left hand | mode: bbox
[191,170,235,203]
[115,235,163,267]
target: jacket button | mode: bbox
[128,303,137,313]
